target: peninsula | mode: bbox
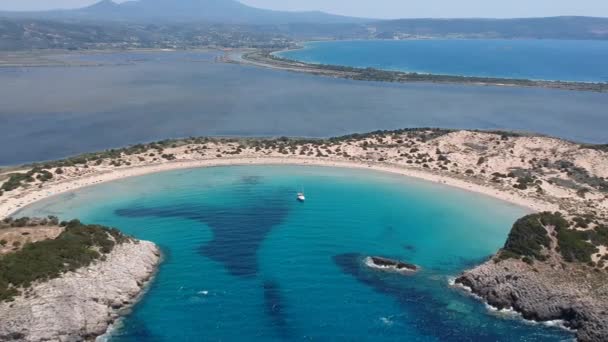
[1,128,607,340]
[0,218,160,341]
[237,50,608,93]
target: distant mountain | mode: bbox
[1,0,369,25]
[1,3,607,42]
[368,16,608,40]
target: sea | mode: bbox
[277,39,608,82]
[16,165,573,341]
[1,49,608,165]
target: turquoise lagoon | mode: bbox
[18,166,572,341]
[277,39,608,82]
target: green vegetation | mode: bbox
[1,173,34,192]
[0,220,130,301]
[556,228,598,263]
[550,160,608,193]
[1,216,60,229]
[261,52,608,93]
[502,212,564,260]
[500,212,608,264]
[0,167,54,192]
[513,175,537,190]
[584,144,608,152]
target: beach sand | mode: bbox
[2,129,606,223]
[0,157,554,219]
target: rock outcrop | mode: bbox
[0,240,160,341]
[456,258,608,342]
[365,256,420,273]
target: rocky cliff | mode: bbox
[0,239,160,341]
[456,213,608,342]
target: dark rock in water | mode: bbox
[333,253,507,340]
[367,256,420,272]
[263,280,292,339]
[456,258,608,342]
[263,280,287,327]
[403,244,416,252]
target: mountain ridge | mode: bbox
[0,0,371,24]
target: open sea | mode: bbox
[17,165,573,341]
[1,50,608,165]
[277,40,608,82]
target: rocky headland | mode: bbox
[0,219,161,341]
[456,212,608,341]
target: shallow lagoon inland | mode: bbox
[18,165,572,341]
[1,51,608,165]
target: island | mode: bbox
[0,217,160,341]
[365,256,420,273]
[236,50,608,93]
[0,128,607,340]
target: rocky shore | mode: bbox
[456,259,608,341]
[365,256,419,273]
[0,239,161,341]
[455,213,608,341]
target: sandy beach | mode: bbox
[234,50,608,93]
[1,129,606,222]
[0,156,553,219]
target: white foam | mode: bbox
[198,290,209,296]
[484,302,574,332]
[448,277,484,301]
[380,317,394,326]
[449,277,574,333]
[364,257,416,273]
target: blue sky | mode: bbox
[2,0,608,19]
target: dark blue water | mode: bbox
[18,165,573,341]
[1,51,607,165]
[278,40,608,82]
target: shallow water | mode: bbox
[18,165,572,341]
[1,51,608,165]
[278,40,608,82]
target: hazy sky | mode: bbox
[2,0,608,19]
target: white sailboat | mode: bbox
[297,187,306,202]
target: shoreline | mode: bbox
[236,49,608,93]
[97,249,163,342]
[0,223,161,341]
[273,42,600,84]
[1,129,606,340]
[447,277,574,333]
[2,157,551,219]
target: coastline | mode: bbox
[235,49,608,93]
[97,249,163,342]
[272,40,608,83]
[1,157,551,219]
[0,234,161,341]
[448,277,574,332]
[1,129,607,340]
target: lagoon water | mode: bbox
[278,40,608,82]
[18,165,572,341]
[1,51,608,165]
